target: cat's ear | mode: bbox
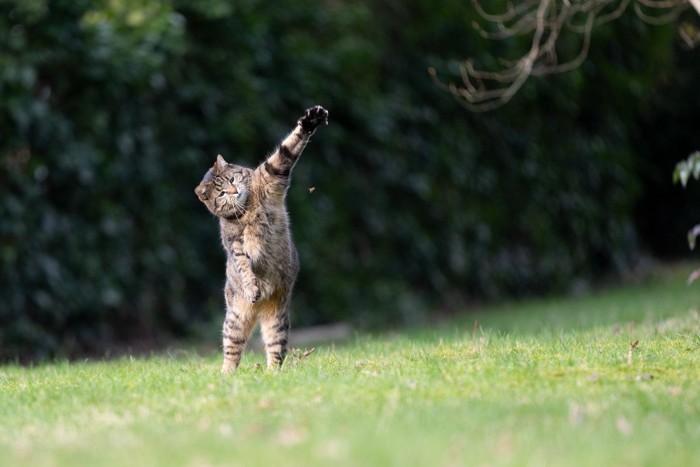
[214,154,228,173]
[195,184,208,201]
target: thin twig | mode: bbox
[627,339,639,366]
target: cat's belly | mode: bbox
[251,249,297,295]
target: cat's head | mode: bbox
[195,154,251,218]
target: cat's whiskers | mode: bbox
[227,194,245,222]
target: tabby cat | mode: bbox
[195,105,328,373]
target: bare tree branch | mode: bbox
[430,0,698,112]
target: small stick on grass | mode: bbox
[627,340,639,366]
[283,347,317,368]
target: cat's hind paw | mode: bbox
[221,359,238,373]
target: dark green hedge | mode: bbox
[0,0,690,360]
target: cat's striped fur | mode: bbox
[195,105,328,372]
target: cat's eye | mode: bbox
[218,192,226,197]
[230,173,242,184]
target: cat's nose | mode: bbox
[223,187,238,195]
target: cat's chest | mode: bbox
[242,210,285,259]
[222,206,288,261]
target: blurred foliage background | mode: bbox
[1,0,698,361]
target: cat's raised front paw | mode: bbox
[298,105,329,133]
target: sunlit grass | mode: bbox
[1,263,698,466]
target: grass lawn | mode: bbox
[1,263,699,466]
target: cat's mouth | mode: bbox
[233,190,248,208]
[220,190,249,218]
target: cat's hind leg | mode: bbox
[221,301,257,373]
[260,306,290,371]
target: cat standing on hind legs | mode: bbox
[195,105,329,373]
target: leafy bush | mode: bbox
[674,151,700,188]
[673,151,700,283]
[0,0,687,360]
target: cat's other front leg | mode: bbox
[260,309,291,371]
[244,276,261,304]
[230,235,261,304]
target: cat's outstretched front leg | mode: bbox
[259,106,328,194]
